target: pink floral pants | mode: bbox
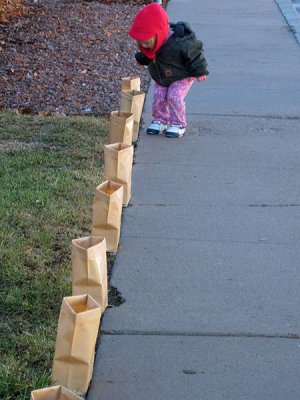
[152,77,195,128]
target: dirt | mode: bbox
[0,0,152,116]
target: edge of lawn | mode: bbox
[0,110,116,399]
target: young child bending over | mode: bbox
[129,3,208,138]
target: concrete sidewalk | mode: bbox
[88,0,300,398]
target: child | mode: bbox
[128,3,208,138]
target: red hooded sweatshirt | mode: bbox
[128,3,169,60]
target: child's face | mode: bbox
[137,35,157,50]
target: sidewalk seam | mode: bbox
[101,330,300,340]
[120,236,299,247]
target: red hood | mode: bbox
[128,3,169,59]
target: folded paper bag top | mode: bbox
[104,143,134,207]
[104,143,134,173]
[91,181,124,223]
[72,236,106,254]
[120,90,145,143]
[51,295,102,394]
[91,180,123,252]
[98,179,123,197]
[31,385,83,399]
[120,90,145,123]
[65,294,101,317]
[121,76,141,91]
[104,142,133,157]
[72,236,108,313]
[109,110,134,146]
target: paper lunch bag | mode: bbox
[121,76,141,91]
[72,236,108,314]
[104,143,133,207]
[109,111,134,146]
[31,385,82,399]
[91,180,123,253]
[51,295,101,395]
[120,90,145,143]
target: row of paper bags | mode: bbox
[30,77,145,399]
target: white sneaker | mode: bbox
[147,120,167,135]
[165,124,186,138]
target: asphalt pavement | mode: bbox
[87,0,300,398]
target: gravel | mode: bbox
[0,0,151,116]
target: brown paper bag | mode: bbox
[109,111,134,145]
[121,76,141,91]
[120,90,145,143]
[72,236,108,313]
[91,180,123,253]
[104,143,133,206]
[51,295,101,395]
[31,385,82,400]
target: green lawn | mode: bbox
[0,111,108,399]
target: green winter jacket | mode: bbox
[135,22,209,87]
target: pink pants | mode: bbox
[152,77,195,128]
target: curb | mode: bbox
[276,0,300,45]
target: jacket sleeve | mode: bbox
[135,51,152,66]
[182,39,209,77]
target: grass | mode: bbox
[0,110,109,399]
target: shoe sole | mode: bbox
[165,132,185,138]
[147,129,167,135]
[147,130,160,135]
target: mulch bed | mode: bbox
[0,0,152,116]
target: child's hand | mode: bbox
[135,60,145,68]
[135,52,151,66]
[196,75,207,82]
